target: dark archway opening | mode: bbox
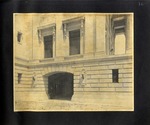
[48,72,73,100]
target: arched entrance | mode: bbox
[48,72,73,100]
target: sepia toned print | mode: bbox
[13,13,134,111]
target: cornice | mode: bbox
[15,54,132,68]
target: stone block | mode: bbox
[119,73,123,77]
[83,88,99,92]
[108,83,123,88]
[48,67,52,72]
[74,75,79,80]
[108,64,123,69]
[108,74,112,78]
[116,60,132,64]
[74,67,83,72]
[61,65,67,72]
[100,74,109,78]
[89,66,100,71]
[15,69,32,75]
[100,88,115,92]
[90,74,101,79]
[123,73,132,78]
[86,79,100,83]
[86,75,91,79]
[99,61,115,66]
[99,70,112,74]
[84,66,91,71]
[21,81,32,84]
[74,83,80,88]
[119,78,132,83]
[72,63,83,68]
[74,88,84,92]
[51,66,56,72]
[99,65,108,69]
[21,77,32,81]
[30,68,42,71]
[87,70,99,75]
[90,83,108,88]
[36,84,47,88]
[115,87,132,92]
[37,77,44,81]
[74,79,79,84]
[122,83,132,87]
[84,62,99,67]
[119,68,132,73]
[100,78,112,83]
[123,63,132,68]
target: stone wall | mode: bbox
[14,55,133,101]
[14,14,133,104]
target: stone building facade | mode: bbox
[14,13,133,109]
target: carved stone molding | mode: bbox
[62,17,85,39]
[37,23,56,42]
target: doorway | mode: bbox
[48,72,73,100]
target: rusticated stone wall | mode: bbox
[14,55,133,101]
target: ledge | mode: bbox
[39,58,54,63]
[62,16,85,24]
[37,23,56,30]
[15,54,132,68]
[64,54,83,60]
[15,57,29,63]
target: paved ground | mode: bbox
[14,92,133,111]
[14,100,133,111]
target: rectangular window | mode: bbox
[18,73,22,84]
[17,32,22,43]
[114,18,126,34]
[112,69,119,83]
[44,35,53,58]
[69,29,80,55]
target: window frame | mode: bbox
[43,35,53,58]
[37,23,56,59]
[106,15,127,55]
[69,29,81,55]
[112,69,119,83]
[62,17,85,57]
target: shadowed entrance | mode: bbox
[48,72,73,100]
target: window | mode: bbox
[18,73,22,84]
[112,69,119,83]
[37,23,56,59]
[106,15,127,55]
[62,17,84,56]
[113,17,126,34]
[17,32,22,43]
[69,29,80,55]
[113,16,126,55]
[44,35,53,58]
